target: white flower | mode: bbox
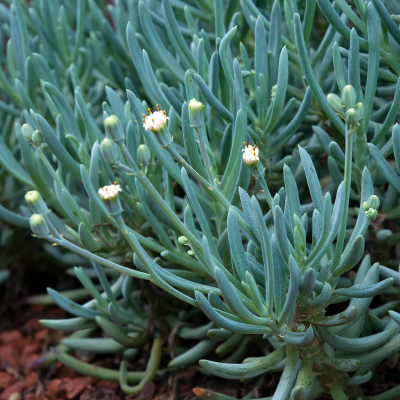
[142,105,169,132]
[98,182,122,200]
[242,142,259,166]
[189,98,203,111]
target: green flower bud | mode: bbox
[30,214,50,238]
[367,194,380,210]
[178,236,190,246]
[362,201,369,212]
[365,208,377,219]
[104,115,125,143]
[189,98,204,128]
[187,250,195,256]
[341,85,357,108]
[327,93,344,114]
[271,85,277,100]
[354,102,364,117]
[297,324,305,332]
[25,190,48,214]
[346,108,360,126]
[22,123,34,141]
[101,138,119,164]
[32,130,43,146]
[137,144,151,166]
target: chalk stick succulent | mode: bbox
[0,0,400,398]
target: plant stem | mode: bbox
[332,122,353,272]
[195,126,215,183]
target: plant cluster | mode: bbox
[1,0,400,398]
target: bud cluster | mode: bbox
[327,85,364,128]
[362,195,380,219]
[25,191,50,238]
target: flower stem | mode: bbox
[195,126,215,183]
[331,122,353,272]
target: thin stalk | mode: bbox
[258,178,274,209]
[46,236,150,280]
[195,126,215,183]
[119,145,205,253]
[331,122,353,271]
[165,145,261,246]
[36,147,66,190]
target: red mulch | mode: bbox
[0,304,262,400]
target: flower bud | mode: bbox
[25,190,48,214]
[365,208,377,219]
[188,98,204,128]
[22,123,34,141]
[354,102,364,117]
[178,236,189,246]
[367,195,380,209]
[327,93,344,114]
[362,201,369,212]
[187,250,195,256]
[32,130,43,146]
[297,324,305,332]
[104,115,125,143]
[137,144,151,166]
[30,214,50,238]
[101,138,119,164]
[346,108,360,126]
[271,85,277,100]
[341,85,357,108]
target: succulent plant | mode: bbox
[1,0,400,398]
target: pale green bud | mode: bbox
[297,324,305,332]
[187,250,195,256]
[367,195,380,210]
[327,93,344,114]
[30,214,50,238]
[354,102,364,117]
[22,123,34,141]
[178,236,189,246]
[188,98,204,128]
[137,144,151,166]
[100,138,119,164]
[365,208,377,219]
[104,115,125,143]
[25,190,48,214]
[346,108,360,125]
[271,85,277,99]
[341,85,357,108]
[362,201,369,212]
[32,130,43,146]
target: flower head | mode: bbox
[189,98,204,128]
[142,105,169,132]
[242,142,259,166]
[98,182,122,200]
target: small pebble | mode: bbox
[8,393,22,400]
